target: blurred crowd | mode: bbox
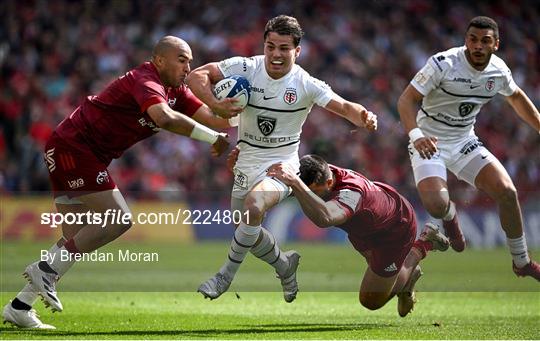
[1,0,539,205]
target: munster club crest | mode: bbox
[257,116,277,136]
[283,88,297,105]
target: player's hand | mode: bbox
[266,162,298,186]
[210,133,230,157]
[211,98,243,119]
[361,110,378,131]
[414,136,438,159]
[227,147,240,172]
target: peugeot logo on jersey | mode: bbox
[257,116,276,136]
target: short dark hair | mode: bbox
[299,154,331,186]
[467,16,499,39]
[264,15,304,47]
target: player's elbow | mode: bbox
[184,72,198,88]
[312,212,334,228]
[185,68,208,88]
[397,92,410,115]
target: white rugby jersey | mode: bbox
[411,46,517,141]
[218,55,334,168]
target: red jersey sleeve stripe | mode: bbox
[141,96,165,113]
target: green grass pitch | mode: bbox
[1,241,539,339]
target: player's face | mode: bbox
[264,32,301,79]
[308,180,333,200]
[465,27,499,70]
[162,45,192,88]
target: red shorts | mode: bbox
[44,132,116,198]
[347,201,417,278]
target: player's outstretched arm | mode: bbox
[267,163,349,228]
[505,88,540,133]
[397,84,438,159]
[147,102,230,156]
[191,105,238,130]
[185,63,243,119]
[324,94,377,131]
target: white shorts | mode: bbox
[409,136,499,187]
[231,159,297,201]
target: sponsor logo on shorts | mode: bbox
[459,139,483,155]
[45,148,56,172]
[233,169,248,190]
[68,178,85,189]
[96,171,110,184]
[384,263,398,272]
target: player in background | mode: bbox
[3,36,234,329]
[397,16,540,280]
[266,155,450,317]
[186,15,377,302]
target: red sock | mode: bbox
[64,238,82,255]
[412,240,433,259]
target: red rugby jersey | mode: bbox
[55,62,203,163]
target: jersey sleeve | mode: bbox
[134,78,167,113]
[171,86,204,117]
[329,189,362,218]
[217,56,257,78]
[305,76,334,107]
[410,54,446,96]
[498,66,518,96]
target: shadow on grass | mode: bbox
[0,322,393,337]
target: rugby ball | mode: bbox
[213,75,251,109]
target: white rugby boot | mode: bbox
[277,250,301,303]
[197,273,232,300]
[3,302,56,329]
[23,262,63,312]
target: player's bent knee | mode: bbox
[492,183,518,203]
[359,292,386,311]
[243,197,266,222]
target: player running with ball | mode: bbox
[186,15,377,302]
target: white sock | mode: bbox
[48,246,76,276]
[16,242,62,307]
[507,235,530,268]
[250,228,289,276]
[443,202,456,221]
[219,222,261,279]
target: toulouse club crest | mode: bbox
[485,78,495,92]
[283,88,297,105]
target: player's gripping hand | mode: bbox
[226,147,240,173]
[211,98,243,119]
[210,133,230,157]
[361,110,378,131]
[267,162,298,186]
[414,136,438,159]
